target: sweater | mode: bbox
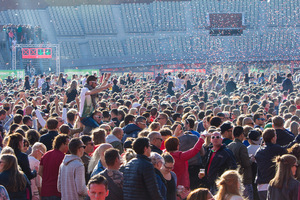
[58,154,88,200]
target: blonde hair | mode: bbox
[88,143,112,173]
[215,170,244,200]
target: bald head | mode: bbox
[112,127,124,140]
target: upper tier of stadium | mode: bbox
[0,0,299,69]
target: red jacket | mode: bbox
[169,138,204,189]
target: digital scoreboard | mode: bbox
[22,48,52,59]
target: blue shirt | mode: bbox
[91,160,106,177]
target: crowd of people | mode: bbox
[0,69,300,200]
[3,24,43,48]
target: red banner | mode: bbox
[22,48,52,59]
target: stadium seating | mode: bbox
[80,5,117,35]
[267,0,300,26]
[48,6,84,36]
[6,9,42,26]
[59,41,81,59]
[125,38,160,55]
[151,1,186,31]
[89,39,124,57]
[168,36,192,54]
[0,53,5,67]
[260,31,298,53]
[0,11,8,25]
[191,0,259,29]
[120,3,153,33]
[229,32,261,55]
[192,35,224,52]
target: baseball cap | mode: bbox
[132,102,141,108]
[248,130,261,145]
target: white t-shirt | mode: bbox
[79,87,94,118]
[38,78,44,88]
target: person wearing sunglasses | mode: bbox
[253,113,265,131]
[58,138,88,200]
[200,131,237,195]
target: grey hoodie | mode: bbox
[58,154,88,200]
[106,134,124,154]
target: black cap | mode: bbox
[220,122,233,133]
[248,130,260,141]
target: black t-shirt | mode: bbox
[66,89,78,103]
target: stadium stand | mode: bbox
[151,1,186,31]
[230,32,261,55]
[89,39,124,57]
[260,30,298,54]
[191,0,259,29]
[192,35,224,52]
[0,11,8,25]
[80,5,117,35]
[47,6,84,36]
[6,9,42,26]
[120,3,153,33]
[267,0,300,27]
[168,36,192,54]
[59,41,81,59]
[125,38,160,55]
[0,53,5,66]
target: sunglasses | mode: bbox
[80,145,86,149]
[211,136,221,139]
[164,164,174,170]
[257,118,265,121]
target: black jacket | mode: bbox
[123,154,163,200]
[275,129,294,146]
[225,81,237,95]
[0,170,30,200]
[15,149,37,180]
[205,145,237,187]
[151,145,163,155]
[282,78,293,93]
[39,130,59,151]
[255,142,286,184]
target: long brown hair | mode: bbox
[187,188,210,200]
[7,133,23,154]
[269,154,297,189]
[0,154,26,192]
[215,170,244,200]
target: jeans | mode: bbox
[243,184,254,200]
[258,190,267,200]
[41,196,61,200]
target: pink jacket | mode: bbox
[170,138,204,189]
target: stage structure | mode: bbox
[12,44,60,75]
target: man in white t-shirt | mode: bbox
[28,142,47,200]
[38,74,45,88]
[79,74,112,128]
